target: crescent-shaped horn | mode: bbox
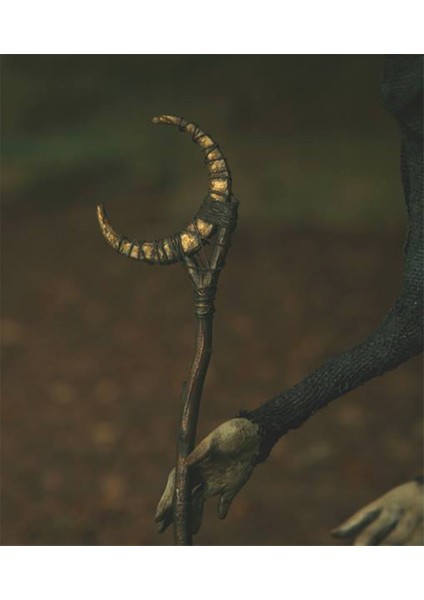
[96,115,232,265]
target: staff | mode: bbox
[96,115,238,545]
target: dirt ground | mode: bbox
[2,198,422,546]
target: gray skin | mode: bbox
[332,480,424,545]
[155,418,260,534]
[155,417,424,545]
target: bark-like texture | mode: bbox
[243,55,423,463]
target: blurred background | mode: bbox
[1,55,422,545]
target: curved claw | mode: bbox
[96,114,232,266]
[96,203,180,265]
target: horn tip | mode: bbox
[96,203,106,220]
[151,115,180,126]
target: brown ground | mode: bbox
[2,198,422,545]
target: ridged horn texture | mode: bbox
[96,115,232,265]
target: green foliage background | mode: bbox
[2,55,404,228]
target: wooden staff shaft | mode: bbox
[174,313,213,545]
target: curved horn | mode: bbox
[152,115,232,202]
[96,115,232,266]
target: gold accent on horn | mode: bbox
[97,204,121,249]
[151,114,231,203]
[180,230,200,253]
[97,115,231,264]
[97,204,156,262]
